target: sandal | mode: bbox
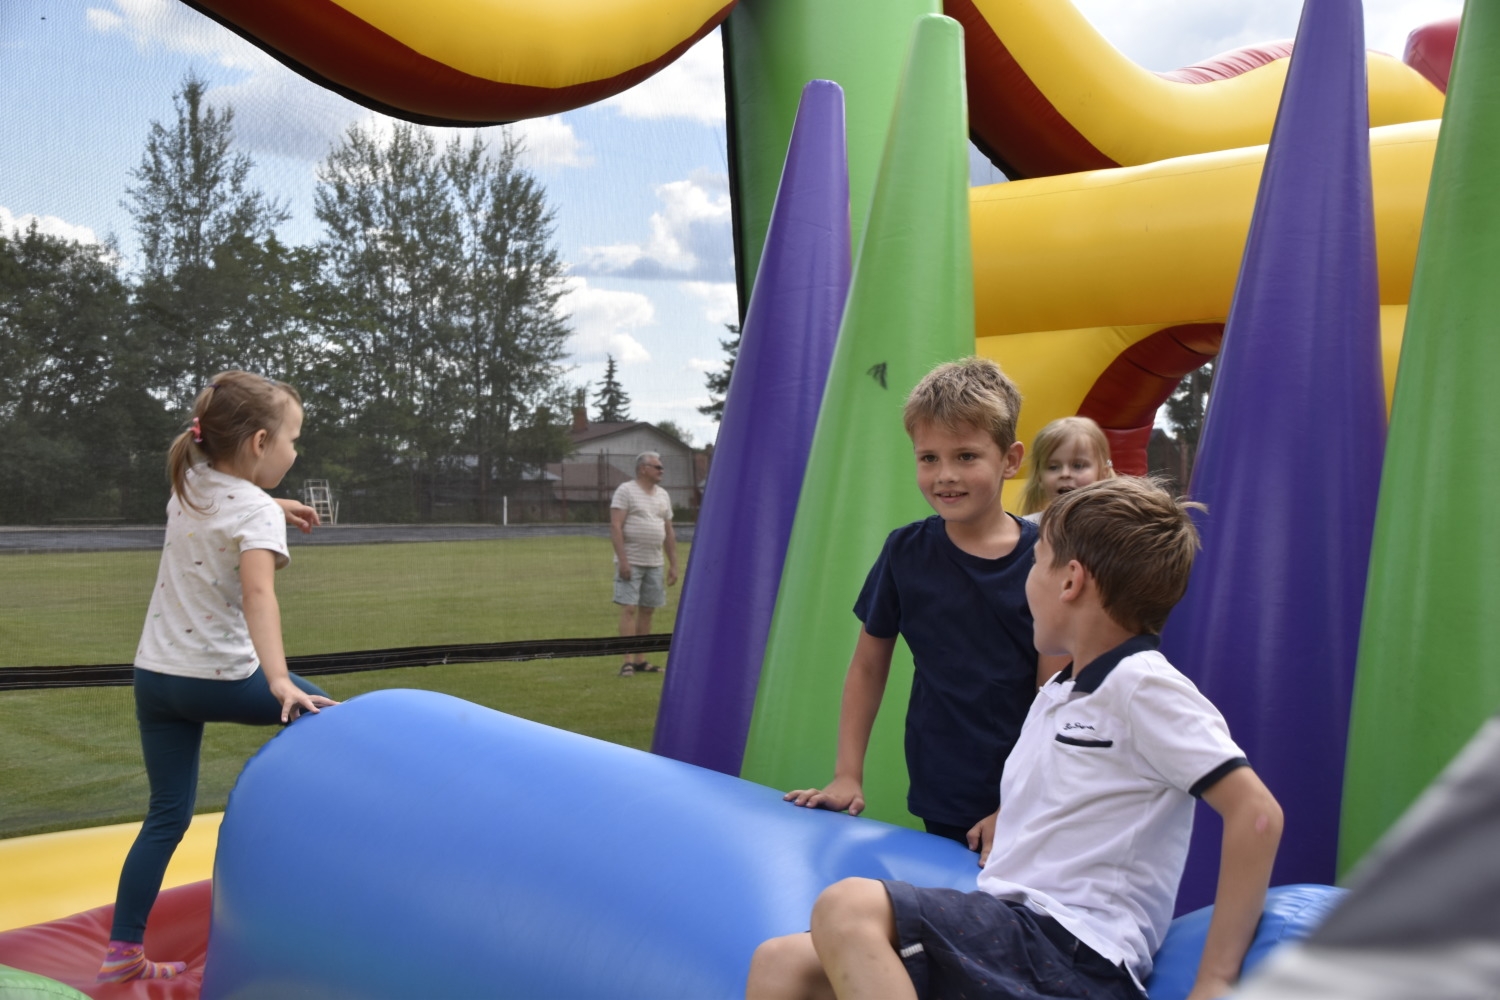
[635,662,664,673]
[618,662,635,677]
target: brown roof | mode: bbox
[569,421,652,445]
[544,461,633,489]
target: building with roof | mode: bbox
[540,407,699,520]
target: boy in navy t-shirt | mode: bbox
[785,357,1062,850]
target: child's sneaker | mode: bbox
[98,940,186,982]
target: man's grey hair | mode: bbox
[635,451,662,471]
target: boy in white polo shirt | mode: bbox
[747,477,1283,1000]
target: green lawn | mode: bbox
[0,537,684,838]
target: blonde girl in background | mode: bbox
[99,372,337,983]
[1018,416,1114,521]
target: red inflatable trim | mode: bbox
[1099,425,1155,477]
[1403,17,1459,94]
[1076,323,1223,476]
[0,881,211,999]
[184,0,735,126]
[946,0,1117,178]
[1156,41,1294,84]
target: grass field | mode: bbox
[0,536,684,838]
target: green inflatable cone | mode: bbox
[740,14,974,828]
[724,0,939,306]
[1340,0,1500,871]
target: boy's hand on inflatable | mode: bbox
[967,810,998,866]
[783,775,865,816]
[275,498,321,534]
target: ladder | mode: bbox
[301,480,337,526]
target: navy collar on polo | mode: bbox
[1049,634,1161,693]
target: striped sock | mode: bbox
[97,940,186,982]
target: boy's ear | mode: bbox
[1059,560,1087,603]
[1002,440,1025,478]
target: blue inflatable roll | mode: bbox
[203,692,1340,998]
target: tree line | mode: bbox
[1,75,576,524]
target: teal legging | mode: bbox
[110,666,328,942]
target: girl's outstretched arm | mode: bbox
[273,497,321,534]
[241,548,337,722]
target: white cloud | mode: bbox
[558,277,653,363]
[686,357,721,374]
[85,8,124,33]
[1070,0,1463,72]
[87,0,266,70]
[214,73,364,163]
[509,116,590,169]
[84,0,359,162]
[574,171,733,281]
[1071,0,1301,72]
[0,206,102,245]
[399,116,591,170]
[1364,1,1464,59]
[81,0,694,165]
[604,28,725,125]
[681,280,739,327]
[218,83,587,170]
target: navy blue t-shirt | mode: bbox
[854,514,1039,828]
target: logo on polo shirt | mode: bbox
[1056,721,1112,748]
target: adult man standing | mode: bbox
[611,451,679,676]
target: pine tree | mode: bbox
[698,323,741,422]
[592,354,632,422]
[124,73,292,412]
[1164,359,1214,487]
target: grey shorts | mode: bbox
[614,564,666,608]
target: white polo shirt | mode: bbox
[976,634,1247,985]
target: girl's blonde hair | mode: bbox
[167,371,301,512]
[1018,416,1114,515]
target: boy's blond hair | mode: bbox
[1039,477,1204,634]
[903,357,1022,450]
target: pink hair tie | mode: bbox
[191,417,203,443]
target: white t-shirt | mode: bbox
[610,479,672,567]
[976,635,1247,986]
[134,465,289,681]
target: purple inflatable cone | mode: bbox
[651,81,850,774]
[1159,0,1385,912]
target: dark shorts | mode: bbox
[881,881,1145,1000]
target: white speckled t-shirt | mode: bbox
[134,465,289,681]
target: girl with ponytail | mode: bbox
[99,371,337,983]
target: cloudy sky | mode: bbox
[1,0,1460,445]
